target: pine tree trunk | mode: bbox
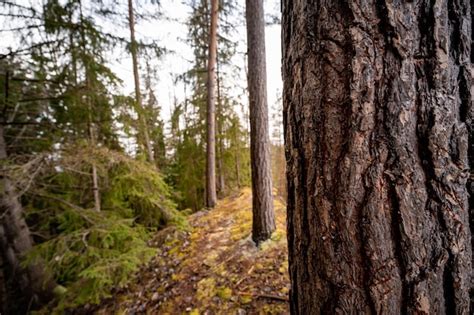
[282,1,472,313]
[128,0,155,165]
[206,0,219,208]
[216,59,225,196]
[246,0,276,244]
[0,125,55,312]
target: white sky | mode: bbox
[114,0,283,124]
[1,0,283,137]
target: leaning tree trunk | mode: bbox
[282,1,472,314]
[246,0,276,244]
[206,0,219,208]
[0,124,55,313]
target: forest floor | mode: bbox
[95,188,290,315]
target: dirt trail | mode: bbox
[96,188,289,314]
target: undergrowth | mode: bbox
[22,145,187,312]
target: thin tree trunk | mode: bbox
[88,119,101,212]
[127,0,155,165]
[216,57,225,196]
[206,0,218,208]
[282,1,472,313]
[246,0,275,244]
[79,2,100,212]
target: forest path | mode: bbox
[96,188,289,314]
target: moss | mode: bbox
[230,222,251,241]
[171,273,184,281]
[216,286,232,300]
[213,264,227,277]
[270,229,285,242]
[240,294,252,304]
[279,260,288,274]
[196,278,216,301]
[203,251,219,266]
[263,304,287,314]
[168,244,183,256]
[254,263,264,270]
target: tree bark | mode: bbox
[282,1,472,314]
[0,124,55,313]
[128,0,155,165]
[0,251,6,314]
[246,0,276,244]
[206,0,218,208]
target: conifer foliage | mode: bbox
[0,1,179,312]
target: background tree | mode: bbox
[127,0,155,165]
[205,0,219,208]
[246,0,275,244]
[167,0,250,211]
[282,0,472,313]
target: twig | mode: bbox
[237,291,288,302]
[235,265,255,286]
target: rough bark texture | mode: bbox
[246,0,276,244]
[128,0,155,165]
[206,0,218,208]
[282,0,472,314]
[0,245,6,313]
[467,3,474,308]
[0,125,55,313]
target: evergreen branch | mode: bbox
[18,96,65,103]
[0,24,44,33]
[0,12,40,20]
[3,121,45,126]
[0,39,65,59]
[0,1,37,14]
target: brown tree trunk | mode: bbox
[216,57,225,196]
[206,0,219,208]
[128,0,155,165]
[0,125,55,313]
[282,1,472,314]
[246,0,276,244]
[0,252,6,313]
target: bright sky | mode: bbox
[1,0,283,136]
[114,0,283,124]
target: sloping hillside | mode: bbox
[95,188,289,314]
